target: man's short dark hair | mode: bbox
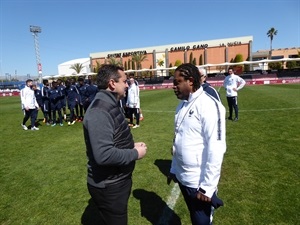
[26,79,33,84]
[97,64,124,90]
[175,63,201,91]
[43,79,48,85]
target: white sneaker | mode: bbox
[21,124,28,130]
[68,121,71,126]
[132,125,140,128]
[31,126,39,130]
[71,121,76,125]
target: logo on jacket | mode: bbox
[189,109,194,117]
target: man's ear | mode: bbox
[107,79,116,91]
[188,77,194,87]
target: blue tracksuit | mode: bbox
[34,89,43,107]
[41,86,50,112]
[49,88,62,111]
[57,84,66,108]
[65,85,79,109]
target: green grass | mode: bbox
[0,84,299,225]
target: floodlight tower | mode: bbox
[30,25,42,83]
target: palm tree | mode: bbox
[70,63,84,74]
[131,53,147,78]
[131,53,147,70]
[93,61,102,73]
[267,27,278,59]
[107,57,122,67]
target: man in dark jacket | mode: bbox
[199,68,221,102]
[83,64,147,225]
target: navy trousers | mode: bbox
[226,96,238,119]
[179,183,213,225]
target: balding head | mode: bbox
[199,68,207,84]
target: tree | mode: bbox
[131,53,147,70]
[234,54,243,63]
[70,63,84,74]
[199,55,203,65]
[286,61,297,69]
[169,63,175,76]
[124,61,128,71]
[128,59,131,70]
[107,57,122,66]
[268,62,282,70]
[174,60,182,67]
[192,58,197,65]
[267,27,278,59]
[189,52,193,64]
[93,61,102,73]
[233,54,244,72]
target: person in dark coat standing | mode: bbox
[83,64,147,225]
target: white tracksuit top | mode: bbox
[223,74,246,97]
[170,87,226,198]
[20,86,39,109]
[126,83,140,108]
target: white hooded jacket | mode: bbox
[20,86,39,110]
[126,82,140,108]
[170,87,226,198]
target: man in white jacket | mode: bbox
[20,79,40,130]
[223,68,246,121]
[126,77,140,128]
[169,63,226,225]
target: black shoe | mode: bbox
[227,117,233,120]
[233,118,238,122]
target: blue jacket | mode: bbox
[202,82,221,101]
[34,89,43,106]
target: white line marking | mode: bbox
[157,183,181,225]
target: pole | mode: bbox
[30,25,42,83]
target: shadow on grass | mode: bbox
[133,189,181,225]
[81,198,103,225]
[154,159,172,177]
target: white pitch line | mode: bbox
[157,183,181,225]
[142,107,300,113]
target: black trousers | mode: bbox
[128,108,140,125]
[87,178,132,225]
[226,96,238,119]
[23,108,37,128]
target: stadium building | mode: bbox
[90,36,253,75]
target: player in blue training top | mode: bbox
[57,79,67,121]
[32,84,43,123]
[41,79,51,125]
[48,81,63,126]
[65,79,80,126]
[76,77,87,121]
[84,75,98,111]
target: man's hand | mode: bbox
[167,173,178,185]
[196,192,211,202]
[135,142,147,159]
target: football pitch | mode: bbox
[0,84,299,225]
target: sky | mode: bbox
[0,0,299,79]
